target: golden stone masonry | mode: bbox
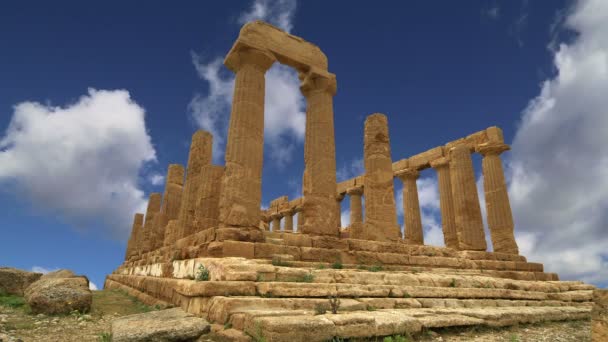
[107,21,596,341]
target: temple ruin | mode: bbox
[109,21,595,341]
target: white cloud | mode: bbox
[341,209,350,228]
[190,1,304,168]
[507,0,608,286]
[89,281,98,291]
[482,4,500,20]
[147,173,165,186]
[337,158,364,182]
[0,88,156,239]
[238,0,297,33]
[31,266,59,274]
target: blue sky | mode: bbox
[1,0,606,289]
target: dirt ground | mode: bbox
[0,290,592,342]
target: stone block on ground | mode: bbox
[24,276,92,314]
[112,308,210,342]
[0,267,42,296]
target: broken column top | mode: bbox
[166,164,185,186]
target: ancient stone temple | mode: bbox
[106,21,595,341]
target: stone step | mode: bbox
[233,306,591,342]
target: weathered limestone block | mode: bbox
[194,164,224,231]
[140,193,162,253]
[358,113,400,242]
[178,131,213,239]
[300,71,339,236]
[396,168,423,245]
[449,144,487,251]
[593,289,608,342]
[219,47,275,230]
[477,140,519,255]
[126,213,144,259]
[430,156,459,249]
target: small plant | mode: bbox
[328,295,340,314]
[403,292,411,298]
[98,332,112,342]
[314,303,327,315]
[394,334,409,342]
[196,264,210,281]
[316,264,327,269]
[250,322,267,342]
[411,268,420,274]
[368,265,383,272]
[331,261,343,269]
[271,255,291,267]
[383,337,394,342]
[449,278,457,288]
[510,334,520,342]
[357,264,367,270]
[0,292,26,308]
[224,322,233,330]
[301,273,314,283]
[366,305,377,311]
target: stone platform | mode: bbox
[106,256,593,341]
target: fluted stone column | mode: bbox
[477,142,519,254]
[177,131,212,239]
[126,213,144,260]
[295,208,303,232]
[449,145,487,251]
[281,209,295,232]
[347,187,364,226]
[152,164,184,250]
[300,71,339,236]
[396,168,424,245]
[140,193,162,254]
[270,213,282,232]
[430,157,459,249]
[336,193,345,229]
[194,164,224,231]
[360,113,400,241]
[593,289,608,342]
[219,47,275,232]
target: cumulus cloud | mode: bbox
[89,281,98,291]
[507,0,608,285]
[148,173,165,186]
[31,266,59,274]
[336,158,364,182]
[0,89,156,239]
[190,0,304,168]
[238,0,297,33]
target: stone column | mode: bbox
[449,145,487,251]
[477,142,519,254]
[295,208,303,232]
[347,187,364,226]
[430,157,459,249]
[177,131,212,239]
[194,164,224,231]
[281,209,295,232]
[593,289,608,342]
[125,213,144,260]
[140,193,162,254]
[396,168,424,245]
[218,47,275,234]
[359,113,400,241]
[336,193,345,229]
[300,71,339,236]
[152,164,184,250]
[270,213,282,232]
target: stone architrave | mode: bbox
[125,213,144,260]
[449,145,487,251]
[396,168,423,245]
[177,131,213,239]
[140,193,162,254]
[430,157,459,249]
[300,71,339,236]
[280,209,295,232]
[477,142,519,254]
[358,113,400,241]
[218,47,276,231]
[194,164,224,231]
[152,164,184,250]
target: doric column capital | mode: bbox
[476,142,510,156]
[346,186,364,196]
[224,45,276,73]
[299,70,337,97]
[430,157,450,169]
[396,168,419,181]
[279,208,295,217]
